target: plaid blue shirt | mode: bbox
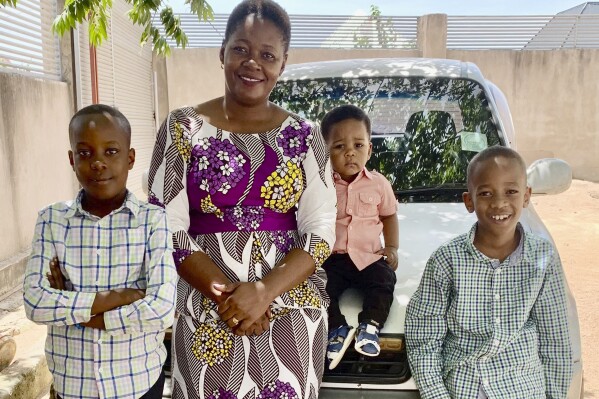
[23,191,177,399]
[405,223,573,399]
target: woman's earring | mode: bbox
[221,63,224,69]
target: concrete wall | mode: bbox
[448,49,599,182]
[0,72,78,297]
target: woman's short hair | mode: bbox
[321,104,372,142]
[223,0,291,52]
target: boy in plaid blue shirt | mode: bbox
[23,104,177,399]
[405,146,573,399]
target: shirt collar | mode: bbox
[333,167,373,184]
[64,189,140,220]
[465,222,526,264]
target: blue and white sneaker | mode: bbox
[354,322,381,357]
[326,324,356,370]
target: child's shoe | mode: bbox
[326,324,356,370]
[354,322,381,357]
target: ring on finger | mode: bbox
[231,317,239,326]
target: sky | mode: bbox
[168,0,588,16]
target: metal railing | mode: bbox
[447,15,599,49]
[0,0,61,79]
[161,13,599,50]
[159,14,418,49]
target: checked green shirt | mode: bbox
[405,223,573,399]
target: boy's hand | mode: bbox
[80,314,106,330]
[46,257,69,291]
[377,246,399,271]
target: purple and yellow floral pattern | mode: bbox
[288,281,322,308]
[257,380,299,399]
[201,195,225,220]
[191,322,234,366]
[260,161,303,213]
[312,241,331,269]
[191,137,246,195]
[207,388,238,399]
[174,122,192,161]
[276,120,312,163]
[271,230,295,254]
[226,206,265,232]
[149,109,335,399]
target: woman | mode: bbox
[147,1,336,398]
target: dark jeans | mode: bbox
[323,253,397,330]
[56,370,165,399]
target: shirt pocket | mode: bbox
[358,192,381,217]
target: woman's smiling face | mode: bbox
[220,14,287,107]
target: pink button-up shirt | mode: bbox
[332,168,397,270]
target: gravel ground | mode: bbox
[532,179,599,398]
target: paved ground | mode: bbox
[532,179,599,398]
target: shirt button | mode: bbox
[348,209,352,213]
[495,318,501,324]
[495,269,501,275]
[483,379,489,385]
[347,246,351,251]
[495,294,500,300]
[368,197,373,201]
[96,249,102,256]
[349,226,353,230]
[98,367,103,374]
[493,339,500,346]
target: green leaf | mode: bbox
[0,0,19,7]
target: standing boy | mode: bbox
[23,104,177,399]
[405,146,573,398]
[321,105,399,369]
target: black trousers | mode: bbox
[56,370,165,399]
[323,253,396,330]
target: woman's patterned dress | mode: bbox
[147,107,337,399]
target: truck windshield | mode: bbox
[271,76,503,202]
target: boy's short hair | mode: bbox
[69,104,131,145]
[321,104,372,142]
[467,145,527,187]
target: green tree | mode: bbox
[0,0,214,55]
[353,5,398,49]
[353,5,416,49]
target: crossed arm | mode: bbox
[45,257,145,329]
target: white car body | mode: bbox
[273,58,583,399]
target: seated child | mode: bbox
[321,105,399,369]
[23,104,177,399]
[405,146,573,399]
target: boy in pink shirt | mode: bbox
[321,105,399,369]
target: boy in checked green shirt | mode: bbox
[405,146,573,399]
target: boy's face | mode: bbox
[462,155,531,237]
[68,115,135,212]
[326,118,372,183]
